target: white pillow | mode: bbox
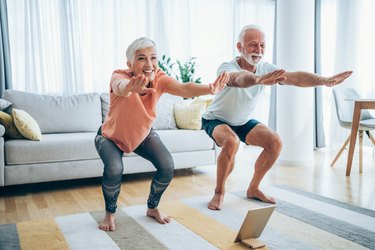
[153,99,177,130]
[174,102,206,130]
[12,108,42,141]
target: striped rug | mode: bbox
[1,185,374,250]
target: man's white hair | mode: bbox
[126,37,157,64]
[237,24,265,44]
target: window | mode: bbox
[320,0,375,147]
[7,0,275,122]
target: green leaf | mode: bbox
[158,55,202,84]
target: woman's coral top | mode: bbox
[102,69,168,153]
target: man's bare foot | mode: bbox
[247,189,276,204]
[99,212,116,231]
[147,208,171,224]
[208,193,224,210]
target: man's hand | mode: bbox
[208,72,230,94]
[124,75,156,96]
[255,69,287,86]
[324,71,353,87]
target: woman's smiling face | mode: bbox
[127,47,158,81]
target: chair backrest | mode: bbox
[332,88,373,127]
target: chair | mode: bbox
[331,88,375,173]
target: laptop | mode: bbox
[234,205,276,249]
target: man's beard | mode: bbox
[241,51,263,66]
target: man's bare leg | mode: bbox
[147,208,171,224]
[208,155,235,210]
[99,212,116,231]
[245,124,282,204]
[208,125,240,210]
[246,148,278,203]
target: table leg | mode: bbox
[346,103,361,176]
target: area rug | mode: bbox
[1,185,374,250]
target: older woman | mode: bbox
[95,37,230,231]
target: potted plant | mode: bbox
[158,55,201,84]
[176,57,201,83]
[158,55,175,77]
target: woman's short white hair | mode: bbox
[126,37,157,64]
[237,24,265,45]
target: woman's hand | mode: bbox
[324,71,353,87]
[124,75,156,96]
[208,72,230,94]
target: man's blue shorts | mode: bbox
[202,118,260,145]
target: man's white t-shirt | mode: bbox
[202,57,278,126]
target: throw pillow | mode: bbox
[12,108,42,141]
[174,102,206,130]
[0,99,12,111]
[191,97,213,109]
[153,99,177,130]
[0,111,24,139]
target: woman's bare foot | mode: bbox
[99,212,116,231]
[147,208,171,224]
[208,193,224,210]
[247,188,276,204]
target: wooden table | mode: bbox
[346,99,375,176]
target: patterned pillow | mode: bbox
[0,111,24,139]
[0,99,12,111]
[12,108,42,141]
[173,102,206,130]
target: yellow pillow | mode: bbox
[174,102,206,130]
[191,97,213,109]
[0,111,24,139]
[12,109,42,141]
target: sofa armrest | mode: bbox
[0,124,5,186]
[0,124,5,137]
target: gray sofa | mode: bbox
[0,90,218,186]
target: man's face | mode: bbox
[127,47,158,81]
[238,29,265,66]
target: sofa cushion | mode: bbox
[4,130,214,165]
[12,108,42,141]
[5,132,99,165]
[124,129,214,156]
[3,90,102,133]
[158,129,213,151]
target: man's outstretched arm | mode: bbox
[226,69,287,88]
[281,71,353,87]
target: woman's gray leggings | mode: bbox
[95,129,174,213]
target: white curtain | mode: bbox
[320,0,375,148]
[7,0,275,120]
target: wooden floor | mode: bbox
[1,145,374,224]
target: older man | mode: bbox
[202,24,352,210]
